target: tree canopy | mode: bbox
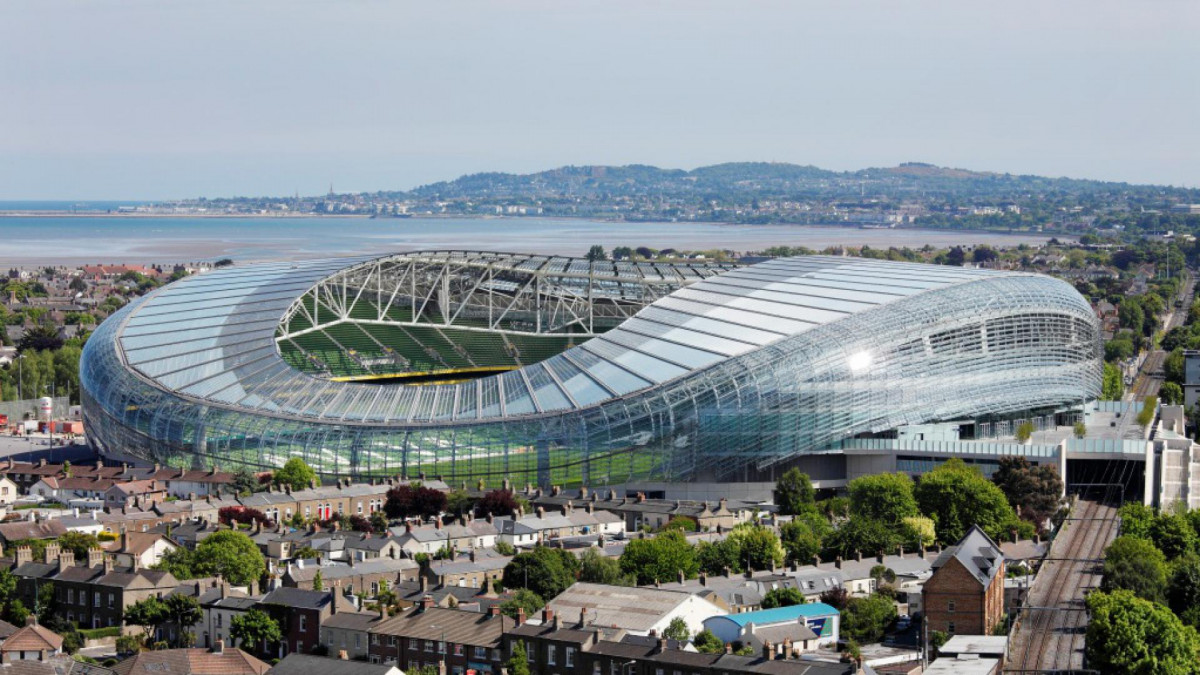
[992,456,1063,529]
[502,546,580,600]
[619,530,698,585]
[841,594,897,644]
[578,548,634,586]
[773,468,817,516]
[1086,589,1200,674]
[156,530,266,587]
[1101,535,1168,603]
[847,473,917,525]
[272,458,317,491]
[231,608,282,650]
[914,459,1018,544]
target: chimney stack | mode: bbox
[213,639,224,655]
[762,641,774,661]
[516,607,525,626]
[541,608,554,625]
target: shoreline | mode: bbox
[0,210,1070,240]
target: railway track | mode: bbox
[1005,495,1121,673]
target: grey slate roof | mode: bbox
[932,525,1004,586]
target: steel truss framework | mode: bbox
[80,254,1103,485]
[279,251,733,341]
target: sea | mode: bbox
[0,201,1061,267]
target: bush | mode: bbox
[79,626,122,639]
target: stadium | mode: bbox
[80,252,1103,486]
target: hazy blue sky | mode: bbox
[2,1,1197,199]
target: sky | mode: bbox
[2,0,1198,200]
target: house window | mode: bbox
[438,641,445,654]
[425,640,434,652]
[372,634,380,645]
[948,621,956,634]
[547,646,556,665]
[612,663,620,675]
[566,647,576,667]
[296,641,302,654]
[594,663,602,675]
[108,593,115,608]
[452,669,464,675]
[67,589,74,604]
[389,636,398,647]
[454,644,463,656]
[948,600,956,613]
[356,634,361,648]
[372,583,379,595]
[217,615,223,627]
[491,649,500,661]
[299,615,307,633]
[94,592,101,607]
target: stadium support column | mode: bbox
[536,438,550,488]
[193,417,208,470]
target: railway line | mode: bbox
[1004,462,1130,673]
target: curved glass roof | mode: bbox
[115,253,1010,424]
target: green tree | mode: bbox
[619,531,698,585]
[499,589,544,620]
[1118,502,1156,539]
[273,458,317,491]
[0,568,17,617]
[230,608,282,650]
[312,570,324,591]
[725,524,785,571]
[1014,421,1035,443]
[900,516,936,549]
[163,595,203,647]
[662,617,690,642]
[578,549,634,586]
[1101,362,1125,400]
[697,539,743,576]
[780,520,823,564]
[1162,382,1185,406]
[57,531,100,559]
[1073,421,1087,439]
[692,629,724,654]
[1101,535,1168,603]
[1137,396,1158,427]
[847,473,917,525]
[1152,513,1197,560]
[914,459,1018,544]
[841,594,897,643]
[1086,589,1200,674]
[585,245,607,262]
[4,600,28,626]
[502,547,581,600]
[824,517,899,559]
[761,588,804,609]
[773,468,816,516]
[124,597,167,638]
[191,530,266,586]
[232,468,262,496]
[1169,554,1200,628]
[507,640,531,675]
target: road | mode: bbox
[1004,498,1121,673]
[1129,270,1194,400]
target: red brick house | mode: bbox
[922,525,1006,637]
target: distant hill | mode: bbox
[392,161,1185,203]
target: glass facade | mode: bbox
[81,254,1102,485]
